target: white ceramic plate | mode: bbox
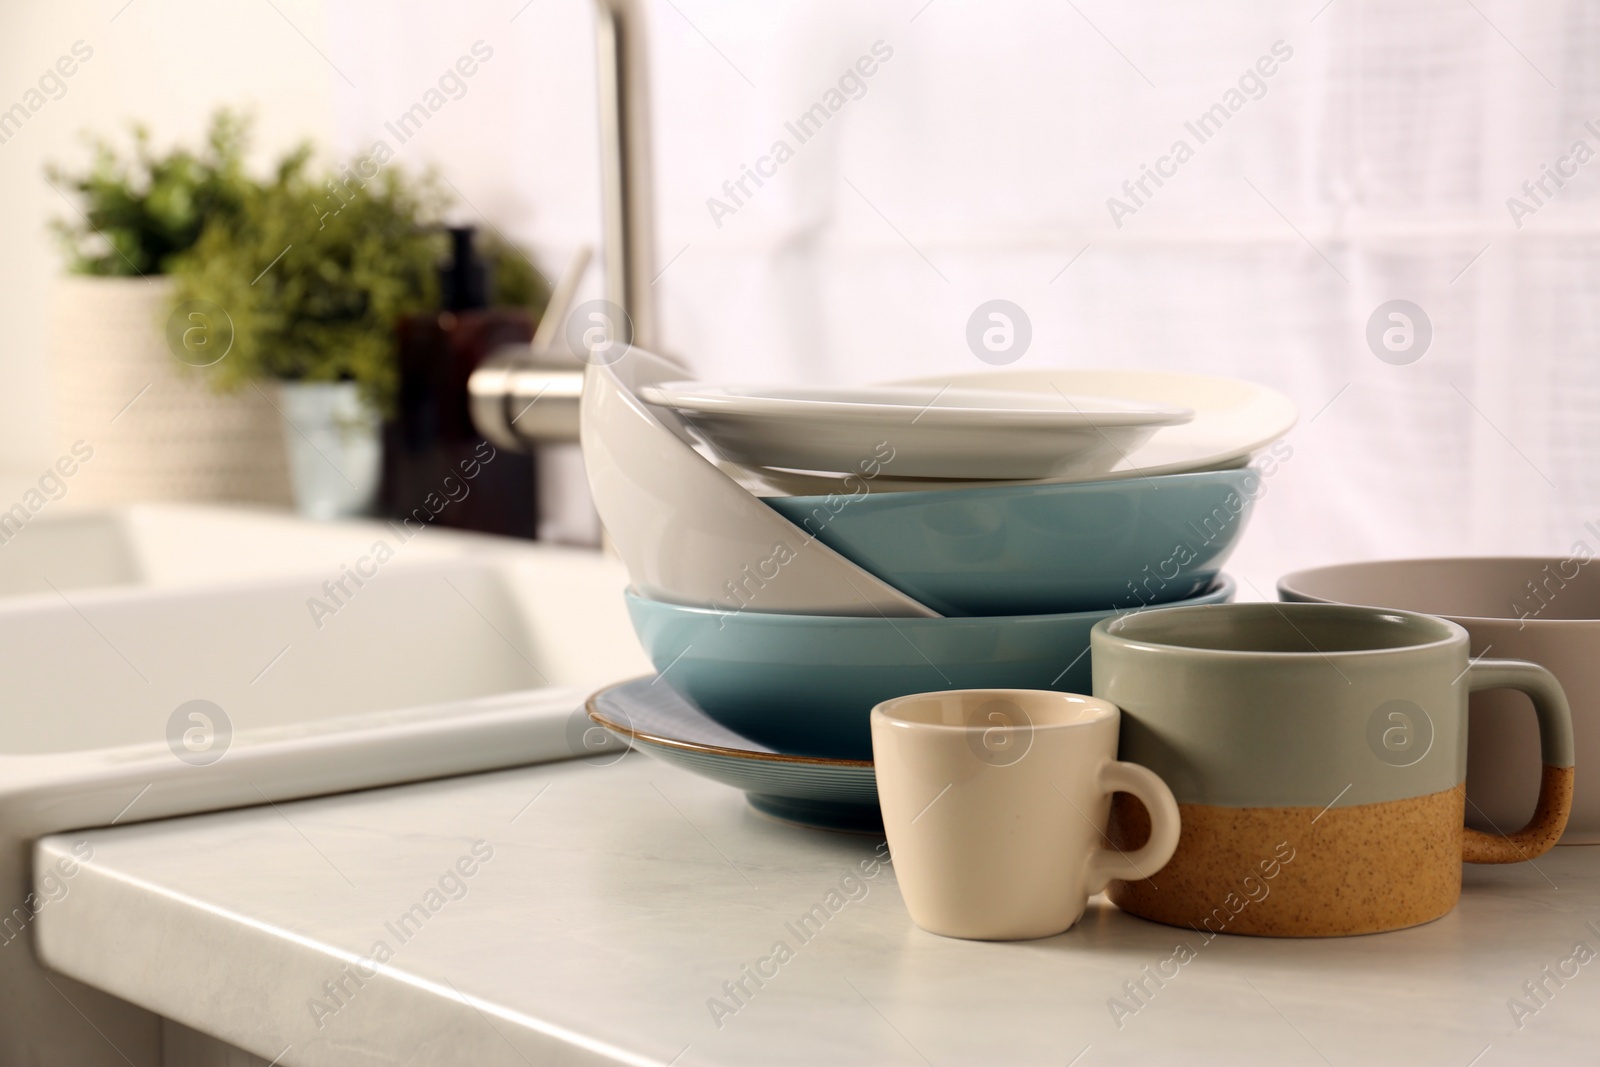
[724,369,1297,495]
[639,382,1192,480]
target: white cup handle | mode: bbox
[1085,760,1181,895]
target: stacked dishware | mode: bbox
[581,350,1580,945]
[582,346,1296,831]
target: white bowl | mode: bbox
[579,348,938,618]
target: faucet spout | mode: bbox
[592,0,658,352]
[468,0,663,456]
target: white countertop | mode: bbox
[35,753,1600,1066]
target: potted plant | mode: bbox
[46,111,298,506]
[168,146,446,519]
[54,110,549,521]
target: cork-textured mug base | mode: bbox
[1106,787,1464,937]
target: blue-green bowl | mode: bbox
[762,468,1258,616]
[625,576,1234,761]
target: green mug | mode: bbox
[1090,602,1575,937]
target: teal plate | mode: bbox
[587,677,880,832]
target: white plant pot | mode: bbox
[275,380,381,520]
[48,276,294,507]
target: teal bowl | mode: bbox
[624,577,1235,760]
[762,468,1258,616]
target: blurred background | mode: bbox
[1,0,1596,595]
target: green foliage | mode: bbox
[54,108,552,415]
[479,230,552,317]
[47,110,254,277]
[168,148,447,414]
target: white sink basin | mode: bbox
[5,559,601,756]
[0,503,465,598]
[0,506,651,1067]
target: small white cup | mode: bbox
[870,689,1181,941]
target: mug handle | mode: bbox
[1462,659,1576,864]
[1086,761,1181,894]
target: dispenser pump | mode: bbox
[439,226,490,312]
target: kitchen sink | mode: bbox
[0,503,466,599]
[0,506,650,1066]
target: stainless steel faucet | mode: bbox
[470,0,659,448]
[593,0,659,353]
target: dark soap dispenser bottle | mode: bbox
[383,226,538,537]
